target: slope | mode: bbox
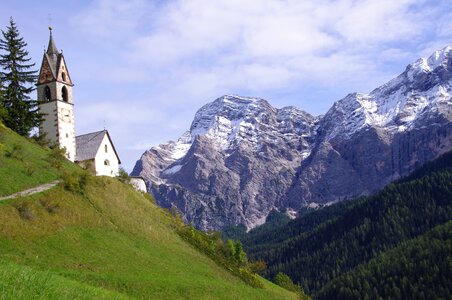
[0,123,297,300]
[0,123,78,196]
[317,221,452,300]
[237,150,452,296]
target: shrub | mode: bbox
[62,170,91,194]
[117,167,130,183]
[248,260,267,274]
[14,202,34,220]
[30,132,50,147]
[239,268,264,288]
[5,143,24,161]
[172,217,264,289]
[46,146,66,169]
[24,162,36,176]
[274,272,310,299]
[78,160,95,175]
[39,199,60,214]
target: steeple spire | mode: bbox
[46,26,58,55]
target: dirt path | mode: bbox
[0,180,60,202]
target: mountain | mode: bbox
[0,123,297,299]
[132,45,452,231]
[235,150,452,297]
[133,95,317,230]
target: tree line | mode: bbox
[234,150,452,298]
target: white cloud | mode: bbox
[67,0,452,170]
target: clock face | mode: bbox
[61,108,71,122]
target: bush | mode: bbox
[5,143,24,161]
[274,272,310,299]
[30,132,50,147]
[39,199,60,214]
[62,170,91,194]
[248,260,267,274]
[117,167,130,183]
[172,217,264,289]
[14,202,34,220]
[239,268,264,288]
[46,146,66,169]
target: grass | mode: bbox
[0,123,77,197]
[0,124,297,299]
[0,260,129,299]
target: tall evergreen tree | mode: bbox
[0,17,40,136]
[0,79,5,122]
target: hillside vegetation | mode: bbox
[235,150,452,298]
[0,123,297,299]
[0,123,78,196]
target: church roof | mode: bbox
[45,28,60,78]
[75,130,121,163]
[37,28,73,86]
[47,28,58,55]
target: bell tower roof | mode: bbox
[38,27,73,86]
[46,26,59,55]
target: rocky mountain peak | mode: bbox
[132,45,452,231]
[323,45,452,141]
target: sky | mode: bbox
[0,0,451,171]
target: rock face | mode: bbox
[132,45,452,231]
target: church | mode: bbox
[37,28,121,176]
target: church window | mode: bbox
[104,159,110,166]
[62,72,66,82]
[45,86,51,101]
[62,86,68,102]
[105,144,108,153]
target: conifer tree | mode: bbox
[0,79,5,122]
[0,17,40,136]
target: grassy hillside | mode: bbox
[0,261,128,299]
[0,123,77,196]
[0,124,297,299]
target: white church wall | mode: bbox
[39,101,59,145]
[56,100,76,161]
[130,177,147,193]
[94,134,119,177]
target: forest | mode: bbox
[229,150,452,298]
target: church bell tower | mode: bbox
[37,27,76,161]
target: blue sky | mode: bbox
[1,0,451,171]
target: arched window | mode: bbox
[45,86,51,101]
[62,72,66,82]
[105,144,108,153]
[61,86,68,102]
[104,159,110,166]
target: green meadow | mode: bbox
[0,123,297,299]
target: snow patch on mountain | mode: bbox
[326,45,452,141]
[154,94,315,175]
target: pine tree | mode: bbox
[0,17,40,136]
[0,79,6,122]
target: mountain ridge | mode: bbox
[132,44,452,231]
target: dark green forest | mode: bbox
[232,150,452,298]
[318,221,451,300]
